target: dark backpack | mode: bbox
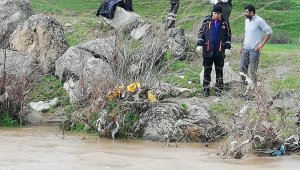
[228,0,232,7]
[119,0,133,12]
[96,0,123,19]
[96,0,109,17]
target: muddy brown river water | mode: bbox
[0,126,299,170]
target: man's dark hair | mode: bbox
[245,4,255,14]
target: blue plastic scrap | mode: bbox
[271,145,285,157]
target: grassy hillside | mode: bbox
[30,0,300,45]
[29,0,300,92]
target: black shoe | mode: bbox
[203,87,210,97]
[216,89,221,97]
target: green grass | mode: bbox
[0,112,19,127]
[272,75,300,91]
[211,102,238,117]
[27,75,69,106]
[254,44,300,91]
[164,60,202,90]
[31,0,100,16]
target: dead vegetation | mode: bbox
[0,48,41,126]
[62,22,176,138]
[217,82,300,159]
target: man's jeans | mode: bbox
[240,48,260,85]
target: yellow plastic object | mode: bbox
[147,91,157,102]
[127,82,141,93]
[107,86,123,100]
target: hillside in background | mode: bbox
[30,0,300,45]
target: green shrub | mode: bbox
[0,112,19,127]
[118,112,140,138]
[72,122,85,132]
[269,30,290,44]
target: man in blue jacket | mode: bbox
[197,5,231,97]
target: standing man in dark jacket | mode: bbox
[166,0,180,29]
[197,5,231,96]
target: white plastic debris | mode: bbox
[235,104,248,117]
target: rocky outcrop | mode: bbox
[134,97,223,142]
[29,98,58,112]
[103,7,140,32]
[130,23,151,40]
[272,90,300,112]
[55,37,115,104]
[0,49,38,114]
[0,0,33,48]
[156,83,193,99]
[167,28,186,58]
[102,7,151,40]
[10,14,68,73]
[77,36,116,62]
[0,49,36,77]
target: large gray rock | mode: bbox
[200,62,240,86]
[0,0,33,48]
[134,103,184,141]
[156,83,193,99]
[130,23,151,40]
[77,36,115,62]
[0,49,36,77]
[134,97,223,142]
[103,7,140,32]
[273,90,300,112]
[55,38,115,104]
[29,98,58,112]
[167,28,186,58]
[0,49,37,110]
[10,14,68,73]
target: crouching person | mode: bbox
[197,5,231,97]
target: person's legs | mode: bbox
[248,49,260,85]
[170,0,180,14]
[240,49,250,84]
[214,56,225,96]
[203,57,213,96]
[166,0,180,29]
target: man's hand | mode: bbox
[239,48,243,54]
[225,49,232,56]
[254,44,263,51]
[196,46,203,53]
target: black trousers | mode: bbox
[166,0,180,29]
[170,0,180,14]
[122,0,133,11]
[203,57,224,88]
